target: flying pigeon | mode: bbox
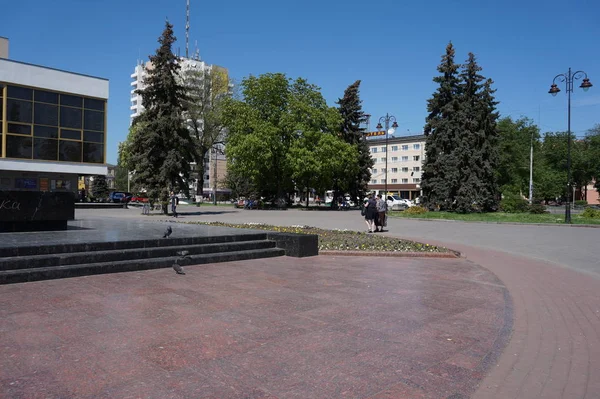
[172,262,186,275]
[163,225,172,238]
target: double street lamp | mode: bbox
[376,114,399,198]
[548,68,593,224]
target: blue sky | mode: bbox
[3,0,600,164]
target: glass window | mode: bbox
[372,169,377,173]
[391,179,398,183]
[391,157,398,162]
[7,99,33,123]
[34,125,59,138]
[84,98,105,111]
[381,147,386,152]
[6,135,32,159]
[413,178,421,183]
[413,166,420,172]
[371,148,377,153]
[83,131,104,143]
[402,145,409,151]
[402,167,409,172]
[35,90,59,104]
[59,140,82,162]
[391,168,398,173]
[34,103,59,126]
[83,143,104,163]
[371,179,377,184]
[402,178,408,183]
[61,129,81,140]
[382,168,387,173]
[413,156,420,161]
[380,158,385,163]
[391,146,398,151]
[380,179,386,184]
[60,107,82,129]
[7,85,33,101]
[413,144,421,150]
[33,138,58,161]
[84,110,104,131]
[402,156,409,162]
[7,123,31,135]
[61,94,83,108]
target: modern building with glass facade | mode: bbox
[0,37,109,193]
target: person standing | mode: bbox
[376,194,388,232]
[363,194,378,233]
[170,191,178,218]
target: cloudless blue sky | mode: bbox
[3,0,600,164]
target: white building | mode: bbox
[0,37,108,194]
[366,134,426,200]
[129,56,231,200]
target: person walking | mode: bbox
[375,194,388,232]
[363,194,377,233]
[170,191,178,218]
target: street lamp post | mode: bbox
[376,114,399,199]
[548,68,593,224]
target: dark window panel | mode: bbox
[84,98,105,111]
[60,129,81,140]
[34,90,59,104]
[59,140,82,162]
[84,110,104,131]
[33,138,59,161]
[60,94,83,108]
[7,99,33,123]
[34,103,59,126]
[59,107,82,129]
[34,125,59,138]
[7,85,33,101]
[6,135,32,159]
[83,131,104,143]
[83,142,104,163]
[7,123,31,135]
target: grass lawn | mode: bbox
[185,222,450,253]
[389,211,600,225]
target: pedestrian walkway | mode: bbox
[1,256,509,398]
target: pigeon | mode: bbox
[176,250,190,257]
[172,262,186,275]
[163,225,172,238]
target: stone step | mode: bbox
[0,240,277,271]
[0,247,285,285]
[0,233,268,258]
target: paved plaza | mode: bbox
[1,205,599,398]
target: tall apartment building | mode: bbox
[366,134,426,200]
[129,56,231,200]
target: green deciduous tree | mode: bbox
[127,21,194,213]
[223,73,352,206]
[336,80,372,205]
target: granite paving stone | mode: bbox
[0,255,509,398]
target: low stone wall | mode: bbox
[266,232,319,257]
[0,191,74,232]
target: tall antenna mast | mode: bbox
[185,0,190,58]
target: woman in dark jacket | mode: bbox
[363,195,378,233]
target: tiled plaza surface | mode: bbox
[0,256,510,399]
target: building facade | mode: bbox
[0,37,108,194]
[366,134,426,200]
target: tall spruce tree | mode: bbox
[422,43,461,210]
[336,80,372,204]
[454,53,500,212]
[128,22,194,212]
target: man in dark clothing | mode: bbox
[170,191,178,218]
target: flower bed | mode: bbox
[189,222,451,253]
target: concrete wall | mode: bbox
[0,37,8,59]
[0,59,108,99]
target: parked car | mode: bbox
[109,192,126,203]
[131,194,149,203]
[386,195,411,210]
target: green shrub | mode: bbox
[500,193,529,213]
[575,200,588,207]
[582,207,600,219]
[529,204,547,214]
[404,206,428,215]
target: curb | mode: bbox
[389,216,600,228]
[319,250,459,258]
